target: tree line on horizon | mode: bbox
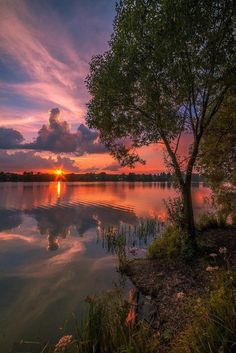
[0,171,203,183]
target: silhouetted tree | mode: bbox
[86,0,236,251]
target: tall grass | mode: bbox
[197,212,228,231]
[53,290,159,353]
[97,218,163,254]
[172,271,236,353]
[97,218,163,271]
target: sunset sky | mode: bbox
[0,0,166,173]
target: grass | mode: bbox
[147,225,193,260]
[172,271,236,353]
[97,218,163,271]
[98,218,163,254]
[197,212,228,231]
[52,290,159,353]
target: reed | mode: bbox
[97,218,164,255]
[53,290,159,353]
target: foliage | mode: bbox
[199,91,236,188]
[86,0,236,240]
[172,272,236,353]
[148,226,193,260]
[164,197,185,229]
[197,212,227,231]
[199,90,236,224]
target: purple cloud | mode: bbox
[0,108,106,155]
[0,127,24,148]
[0,150,78,172]
[25,108,106,154]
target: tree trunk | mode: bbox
[181,181,197,252]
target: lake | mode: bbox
[0,182,211,351]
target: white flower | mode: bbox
[206,266,219,272]
[219,247,227,254]
[209,253,218,257]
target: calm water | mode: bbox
[0,182,210,351]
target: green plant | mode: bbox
[164,197,185,229]
[54,290,159,353]
[172,272,236,353]
[197,212,227,231]
[148,226,193,260]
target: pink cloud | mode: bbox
[0,0,88,121]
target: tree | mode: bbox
[200,90,236,187]
[199,89,236,221]
[86,0,236,251]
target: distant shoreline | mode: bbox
[0,172,203,183]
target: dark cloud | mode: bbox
[0,108,106,155]
[24,108,106,154]
[0,127,24,149]
[0,150,78,172]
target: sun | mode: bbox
[55,169,63,176]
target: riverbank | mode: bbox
[125,226,236,352]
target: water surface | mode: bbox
[0,182,210,351]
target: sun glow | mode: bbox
[55,169,63,176]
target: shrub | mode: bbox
[148,226,192,260]
[164,197,185,229]
[197,212,227,231]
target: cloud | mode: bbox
[103,162,120,172]
[0,0,114,133]
[24,108,106,154]
[0,150,78,172]
[0,0,88,118]
[0,127,24,148]
[0,108,106,155]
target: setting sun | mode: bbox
[55,169,63,176]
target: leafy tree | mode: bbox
[200,90,236,187]
[199,89,236,221]
[86,0,236,251]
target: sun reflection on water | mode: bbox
[57,181,61,197]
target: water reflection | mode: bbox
[0,209,22,231]
[57,181,61,197]
[0,182,211,250]
[0,182,211,351]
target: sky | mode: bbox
[0,0,166,173]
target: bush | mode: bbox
[148,226,193,260]
[197,212,227,231]
[172,272,236,353]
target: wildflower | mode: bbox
[219,247,227,254]
[128,247,138,255]
[209,253,217,258]
[206,266,219,272]
[176,291,185,299]
[54,335,73,353]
